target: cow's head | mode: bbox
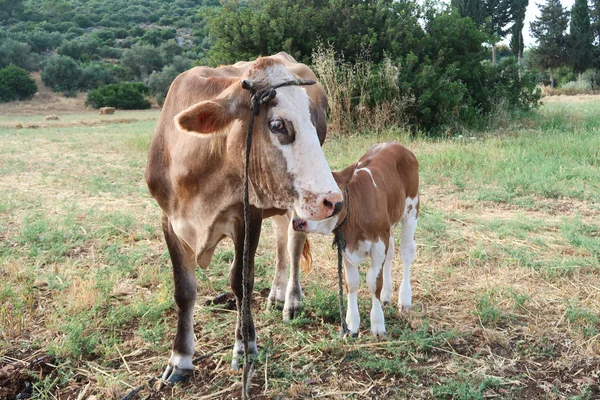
[174,57,342,220]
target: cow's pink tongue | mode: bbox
[292,217,307,232]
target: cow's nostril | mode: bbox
[332,201,343,216]
[323,199,333,209]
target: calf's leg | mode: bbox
[399,210,418,312]
[343,257,361,336]
[267,213,290,308]
[161,214,197,383]
[283,220,306,321]
[230,206,263,370]
[367,239,387,337]
[380,233,394,306]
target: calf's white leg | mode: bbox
[380,233,394,306]
[268,213,289,308]
[343,257,361,335]
[367,240,387,337]
[399,198,418,312]
[283,221,306,321]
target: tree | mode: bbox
[485,0,512,64]
[451,0,486,25]
[0,38,37,71]
[86,82,151,109]
[121,44,166,79]
[42,55,83,93]
[0,65,37,103]
[451,0,513,64]
[570,0,595,82]
[530,0,570,87]
[206,0,422,65]
[0,0,24,21]
[510,0,529,72]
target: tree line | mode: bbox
[5,0,596,132]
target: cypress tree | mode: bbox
[570,0,594,82]
[530,0,570,87]
[510,0,529,72]
[451,0,486,25]
[486,0,512,64]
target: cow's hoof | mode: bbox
[161,365,194,385]
[400,304,412,313]
[231,357,241,370]
[339,329,358,339]
[267,285,287,309]
[283,305,301,322]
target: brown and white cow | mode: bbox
[293,142,419,337]
[145,52,342,383]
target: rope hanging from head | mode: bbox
[240,77,315,399]
[332,187,350,337]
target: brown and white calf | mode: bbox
[145,52,341,383]
[293,142,419,336]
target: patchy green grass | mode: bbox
[1,99,600,399]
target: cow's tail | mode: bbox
[300,238,313,274]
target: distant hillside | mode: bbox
[0,0,220,103]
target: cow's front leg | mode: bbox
[267,213,290,308]
[283,221,306,321]
[230,206,262,370]
[161,214,197,384]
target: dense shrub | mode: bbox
[121,44,166,78]
[145,56,193,105]
[42,55,83,93]
[0,38,37,70]
[86,82,151,109]
[80,63,129,90]
[0,65,38,103]
[58,37,101,61]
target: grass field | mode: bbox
[1,98,599,399]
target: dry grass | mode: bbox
[1,96,599,399]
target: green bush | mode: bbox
[86,82,151,109]
[0,38,37,70]
[0,65,37,103]
[42,55,83,93]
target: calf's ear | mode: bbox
[333,162,358,187]
[175,98,236,134]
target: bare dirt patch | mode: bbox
[541,93,600,103]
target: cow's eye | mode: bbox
[269,118,288,135]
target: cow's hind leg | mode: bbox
[283,221,306,321]
[344,256,361,336]
[367,239,387,337]
[161,214,197,384]
[268,213,290,308]
[230,206,262,370]
[399,207,418,312]
[380,233,394,306]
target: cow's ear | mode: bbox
[309,97,327,146]
[175,99,234,134]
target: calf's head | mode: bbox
[174,57,342,220]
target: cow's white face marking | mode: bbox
[264,66,341,220]
[302,214,339,235]
[355,167,377,188]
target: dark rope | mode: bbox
[240,77,315,399]
[332,187,350,337]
